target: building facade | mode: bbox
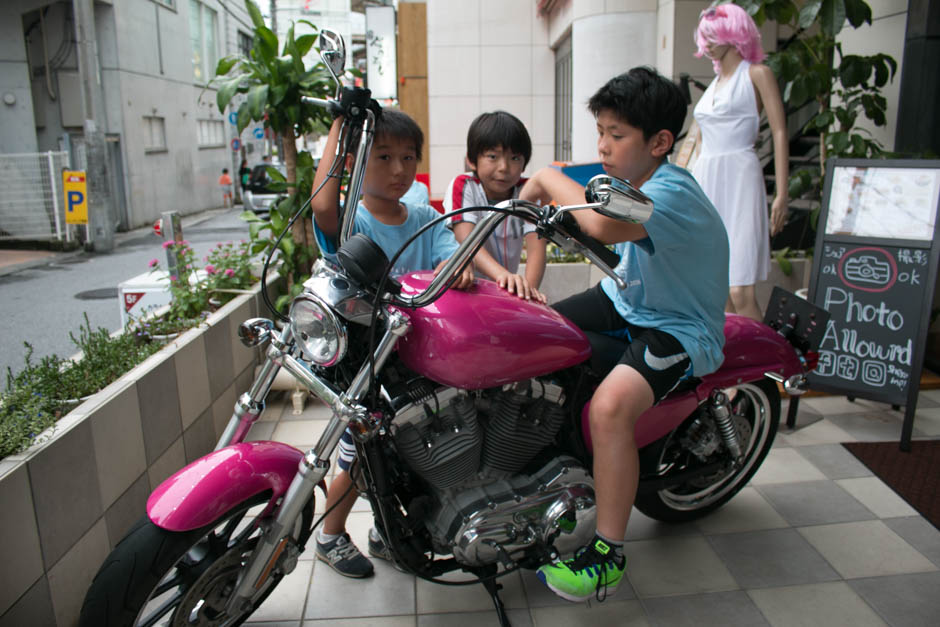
[422,0,911,199]
[0,0,264,232]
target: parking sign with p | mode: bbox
[63,170,88,224]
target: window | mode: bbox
[190,0,218,82]
[143,116,167,151]
[198,119,225,147]
[151,0,176,8]
[238,31,252,60]
[554,35,572,162]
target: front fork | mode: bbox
[225,309,411,613]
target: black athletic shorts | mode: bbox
[554,283,692,403]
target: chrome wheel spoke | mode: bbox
[138,590,183,627]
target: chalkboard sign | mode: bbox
[807,159,940,449]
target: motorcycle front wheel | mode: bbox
[635,378,780,522]
[79,493,313,627]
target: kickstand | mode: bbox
[478,570,512,627]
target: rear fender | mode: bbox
[147,441,304,532]
[581,317,803,453]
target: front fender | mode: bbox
[147,441,304,532]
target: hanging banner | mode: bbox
[365,5,397,100]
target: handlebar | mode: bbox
[301,94,650,311]
[552,209,621,270]
[389,199,629,309]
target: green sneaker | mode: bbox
[536,537,626,603]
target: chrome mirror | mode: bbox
[238,318,275,347]
[584,174,654,224]
[318,29,346,96]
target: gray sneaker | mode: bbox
[368,527,393,561]
[368,527,408,572]
[316,533,374,578]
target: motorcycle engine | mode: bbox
[389,380,596,566]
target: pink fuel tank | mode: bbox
[396,273,591,389]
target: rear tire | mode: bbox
[635,379,780,522]
[79,493,313,627]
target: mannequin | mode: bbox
[692,3,788,320]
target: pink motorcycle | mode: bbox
[79,31,827,627]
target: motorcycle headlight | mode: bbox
[289,293,347,366]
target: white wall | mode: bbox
[426,0,554,198]
[568,5,658,162]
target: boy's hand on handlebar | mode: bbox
[496,271,547,304]
[434,259,475,290]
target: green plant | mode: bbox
[204,239,257,305]
[738,0,897,200]
[1,317,163,459]
[240,152,321,311]
[771,245,812,276]
[156,240,209,320]
[212,1,335,308]
[138,240,259,338]
[62,314,165,396]
[545,243,588,264]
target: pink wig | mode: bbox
[694,3,765,73]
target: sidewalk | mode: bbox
[241,391,940,626]
[0,205,237,277]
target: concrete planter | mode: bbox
[520,261,605,304]
[0,283,276,627]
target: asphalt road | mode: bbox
[0,207,259,380]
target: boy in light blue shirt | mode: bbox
[310,108,474,578]
[520,67,729,602]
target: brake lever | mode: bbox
[541,208,626,290]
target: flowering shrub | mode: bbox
[204,240,255,304]
[136,240,258,339]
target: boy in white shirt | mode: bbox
[444,111,548,303]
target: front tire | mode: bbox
[79,493,313,627]
[635,379,780,522]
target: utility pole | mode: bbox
[72,0,115,252]
[269,0,278,37]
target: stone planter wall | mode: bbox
[0,284,276,627]
[520,262,606,304]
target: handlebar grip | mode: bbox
[558,212,621,269]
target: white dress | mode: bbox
[692,60,769,286]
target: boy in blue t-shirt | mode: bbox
[310,108,474,578]
[520,67,730,602]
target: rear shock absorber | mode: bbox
[708,389,743,461]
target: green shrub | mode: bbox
[0,316,164,460]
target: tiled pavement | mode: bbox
[241,389,940,627]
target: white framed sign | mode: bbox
[365,5,397,100]
[825,165,940,241]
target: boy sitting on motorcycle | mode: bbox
[309,108,475,578]
[520,67,730,602]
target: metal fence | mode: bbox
[0,151,73,242]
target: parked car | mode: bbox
[243,162,286,215]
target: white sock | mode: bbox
[318,530,341,544]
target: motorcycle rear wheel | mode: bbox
[635,378,780,522]
[79,493,313,627]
